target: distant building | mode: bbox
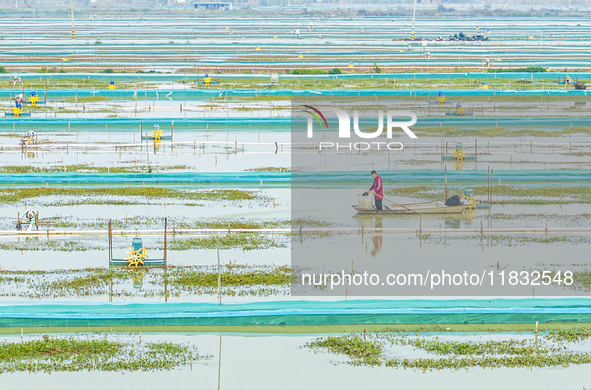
[234,0,258,6]
[193,1,233,10]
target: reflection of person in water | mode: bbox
[371,217,383,256]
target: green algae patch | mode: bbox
[0,335,204,374]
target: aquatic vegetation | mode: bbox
[168,234,288,251]
[546,328,591,343]
[160,265,292,296]
[0,265,292,299]
[413,126,591,137]
[0,187,264,204]
[305,330,591,371]
[0,240,101,252]
[0,163,190,174]
[29,216,294,231]
[417,233,591,247]
[245,167,291,172]
[305,335,382,366]
[0,164,196,174]
[487,66,547,73]
[385,185,591,205]
[0,335,204,374]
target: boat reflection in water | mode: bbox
[354,212,477,255]
[371,217,383,256]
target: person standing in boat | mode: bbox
[365,170,383,211]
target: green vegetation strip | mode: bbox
[304,328,591,371]
[385,185,591,205]
[0,187,261,204]
[0,265,292,299]
[0,165,191,174]
[0,335,205,374]
[37,216,295,230]
[413,126,591,137]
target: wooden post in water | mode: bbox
[487,167,490,205]
[444,167,448,200]
[108,220,112,263]
[164,217,168,262]
[491,169,494,205]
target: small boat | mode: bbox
[352,201,469,215]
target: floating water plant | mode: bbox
[305,330,591,371]
[0,334,205,374]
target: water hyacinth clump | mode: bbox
[0,334,205,374]
[304,330,591,371]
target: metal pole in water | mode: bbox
[217,336,222,390]
[70,0,75,39]
[217,237,221,304]
[411,0,417,40]
[444,167,447,200]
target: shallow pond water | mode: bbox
[0,332,590,390]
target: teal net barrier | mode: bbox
[0,88,588,102]
[0,170,589,187]
[0,117,588,133]
[1,299,590,331]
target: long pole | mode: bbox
[145,135,150,170]
[357,187,421,215]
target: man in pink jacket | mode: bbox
[366,170,383,211]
